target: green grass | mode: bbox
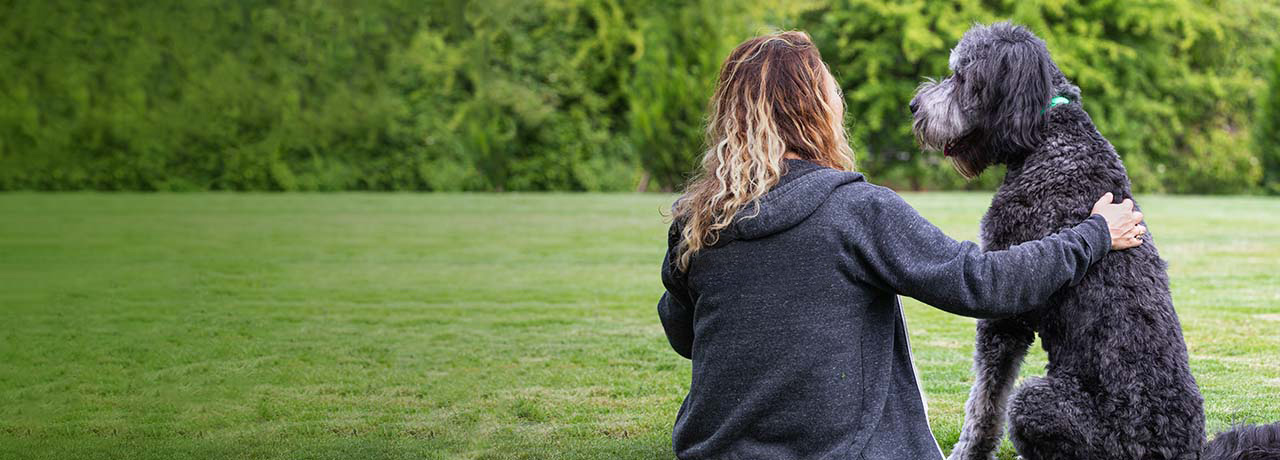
[1,192,1277,460]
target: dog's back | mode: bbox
[981,103,1205,458]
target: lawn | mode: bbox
[1,192,1277,460]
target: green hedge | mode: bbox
[0,0,1277,192]
[1259,48,1280,194]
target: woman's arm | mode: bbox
[657,226,695,359]
[851,188,1140,319]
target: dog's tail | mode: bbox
[1202,422,1280,460]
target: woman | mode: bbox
[657,32,1145,459]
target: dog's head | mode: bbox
[910,22,1073,178]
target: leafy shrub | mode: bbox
[1258,48,1280,194]
[0,0,1276,193]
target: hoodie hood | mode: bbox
[725,160,865,242]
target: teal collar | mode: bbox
[1043,95,1071,113]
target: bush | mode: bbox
[801,0,1279,193]
[1258,48,1280,194]
[0,0,1276,193]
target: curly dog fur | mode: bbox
[910,22,1280,460]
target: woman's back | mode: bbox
[663,160,941,459]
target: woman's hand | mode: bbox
[1091,192,1146,250]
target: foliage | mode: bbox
[801,0,1279,193]
[1258,48,1280,194]
[0,0,1277,192]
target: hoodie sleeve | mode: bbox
[657,224,695,359]
[851,187,1110,319]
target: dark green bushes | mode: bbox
[1258,48,1280,194]
[0,0,1276,192]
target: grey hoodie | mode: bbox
[658,159,1109,459]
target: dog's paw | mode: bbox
[946,442,996,460]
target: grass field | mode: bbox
[1,192,1277,459]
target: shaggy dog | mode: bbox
[910,22,1280,460]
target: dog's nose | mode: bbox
[909,100,919,114]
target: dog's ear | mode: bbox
[979,37,1053,155]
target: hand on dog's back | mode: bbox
[1090,192,1146,250]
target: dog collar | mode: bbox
[1043,95,1071,113]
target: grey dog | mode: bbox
[910,22,1280,460]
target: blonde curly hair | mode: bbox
[672,31,854,271]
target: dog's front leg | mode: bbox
[948,317,1035,460]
